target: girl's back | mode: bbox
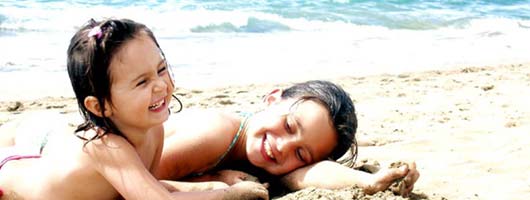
[0,128,123,199]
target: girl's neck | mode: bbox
[116,124,159,147]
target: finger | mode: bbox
[256,187,269,200]
[412,170,420,183]
[260,193,269,200]
[262,182,270,189]
[403,168,420,188]
[402,170,418,197]
[380,165,408,182]
[235,174,253,183]
[410,163,420,181]
[244,174,260,183]
[403,184,414,197]
[234,178,242,184]
[406,161,416,170]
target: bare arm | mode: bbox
[160,180,228,192]
[280,161,372,191]
[87,134,267,200]
[161,180,269,200]
[183,169,262,186]
[280,160,419,195]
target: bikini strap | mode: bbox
[210,112,252,170]
[0,155,41,170]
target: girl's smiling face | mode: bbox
[245,98,337,175]
[105,32,174,133]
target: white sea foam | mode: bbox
[1,1,530,100]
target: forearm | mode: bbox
[168,188,234,200]
[160,180,228,192]
[281,161,375,193]
[168,181,269,200]
[162,181,237,200]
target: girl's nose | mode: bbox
[276,134,298,154]
[153,76,168,92]
[276,134,305,169]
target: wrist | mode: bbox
[362,174,378,195]
[219,186,237,200]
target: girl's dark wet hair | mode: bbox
[67,18,165,143]
[282,80,358,166]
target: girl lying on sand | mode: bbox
[156,80,419,197]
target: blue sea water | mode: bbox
[1,0,530,100]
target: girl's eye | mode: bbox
[136,80,147,87]
[296,148,306,163]
[158,66,167,75]
[285,118,293,134]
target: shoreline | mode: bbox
[2,62,528,113]
[1,63,530,199]
[3,60,529,102]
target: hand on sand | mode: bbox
[224,181,269,200]
[212,169,261,185]
[368,161,420,197]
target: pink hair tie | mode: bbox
[88,26,103,39]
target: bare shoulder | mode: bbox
[76,130,138,165]
[158,109,241,179]
[164,109,239,139]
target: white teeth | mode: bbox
[264,139,275,159]
[149,99,164,110]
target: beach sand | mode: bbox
[1,63,529,199]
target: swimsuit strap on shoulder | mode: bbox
[210,112,252,170]
[0,155,41,170]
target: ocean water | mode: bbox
[1,0,530,100]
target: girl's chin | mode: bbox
[248,148,267,167]
[248,151,262,166]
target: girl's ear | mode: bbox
[84,96,113,117]
[263,88,283,106]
